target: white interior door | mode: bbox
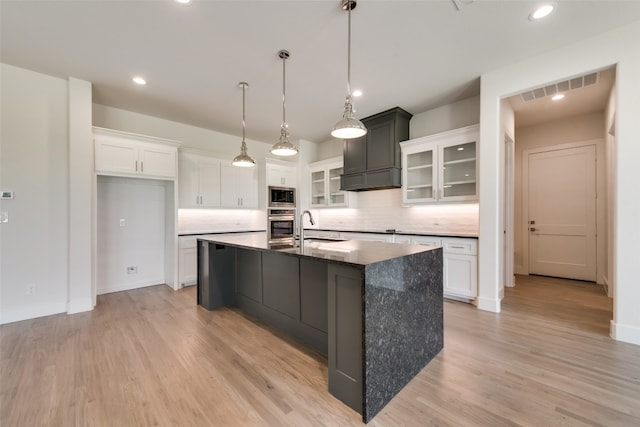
[527,145,596,281]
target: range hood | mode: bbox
[340,107,412,191]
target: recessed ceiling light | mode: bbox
[132,76,147,85]
[529,4,555,20]
[552,93,565,101]
[352,89,363,97]
[175,0,191,4]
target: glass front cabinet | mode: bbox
[400,125,479,204]
[309,157,349,208]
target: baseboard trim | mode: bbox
[476,296,501,313]
[0,301,67,325]
[97,279,164,295]
[610,320,640,346]
[67,297,94,314]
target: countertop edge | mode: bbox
[306,228,478,239]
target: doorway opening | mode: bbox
[502,66,616,332]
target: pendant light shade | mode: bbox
[331,0,367,139]
[270,50,298,157]
[232,82,256,168]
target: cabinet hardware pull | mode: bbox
[141,161,144,173]
[450,245,465,249]
[135,160,138,172]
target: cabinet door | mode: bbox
[178,153,200,207]
[328,264,362,414]
[220,164,239,207]
[343,136,366,174]
[179,247,197,285]
[443,253,478,298]
[236,167,258,208]
[366,118,396,170]
[328,165,347,206]
[403,145,437,204]
[262,252,300,320]
[199,157,221,207]
[300,258,328,333]
[95,136,138,175]
[310,168,327,206]
[236,248,262,302]
[140,145,176,178]
[267,164,297,187]
[439,138,477,202]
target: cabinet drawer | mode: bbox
[179,236,197,249]
[442,238,477,255]
[411,236,441,247]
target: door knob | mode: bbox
[530,227,536,232]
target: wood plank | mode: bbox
[1,275,639,426]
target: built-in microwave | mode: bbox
[268,186,296,208]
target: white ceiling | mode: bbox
[2,1,639,143]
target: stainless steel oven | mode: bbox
[268,186,296,208]
[267,208,296,244]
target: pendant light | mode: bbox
[270,50,298,157]
[232,82,256,167]
[331,0,367,139]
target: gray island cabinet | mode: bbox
[197,233,443,423]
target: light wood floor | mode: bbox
[1,275,639,426]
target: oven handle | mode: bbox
[268,215,295,221]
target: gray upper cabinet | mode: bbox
[341,107,412,191]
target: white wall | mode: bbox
[479,21,640,345]
[513,112,606,282]
[97,176,167,294]
[0,64,70,323]
[410,96,480,139]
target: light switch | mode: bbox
[119,218,126,227]
[0,212,7,223]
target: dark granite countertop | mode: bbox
[197,232,437,267]
[306,227,478,239]
[179,230,265,237]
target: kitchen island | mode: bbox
[197,232,443,423]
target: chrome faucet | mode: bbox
[299,210,315,247]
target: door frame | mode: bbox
[521,140,600,278]
[504,133,515,288]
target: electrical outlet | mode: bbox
[127,266,137,274]
[26,285,35,295]
[119,218,126,227]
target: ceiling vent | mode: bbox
[520,72,599,102]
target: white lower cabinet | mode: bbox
[179,236,197,286]
[410,235,478,300]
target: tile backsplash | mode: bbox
[178,209,266,234]
[313,189,478,235]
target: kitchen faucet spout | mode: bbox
[299,210,315,247]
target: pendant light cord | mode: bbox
[242,83,246,143]
[282,53,287,125]
[347,2,352,97]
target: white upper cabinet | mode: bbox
[267,162,297,188]
[220,163,258,208]
[401,125,479,204]
[179,152,258,209]
[94,127,178,179]
[309,157,349,208]
[179,152,221,208]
